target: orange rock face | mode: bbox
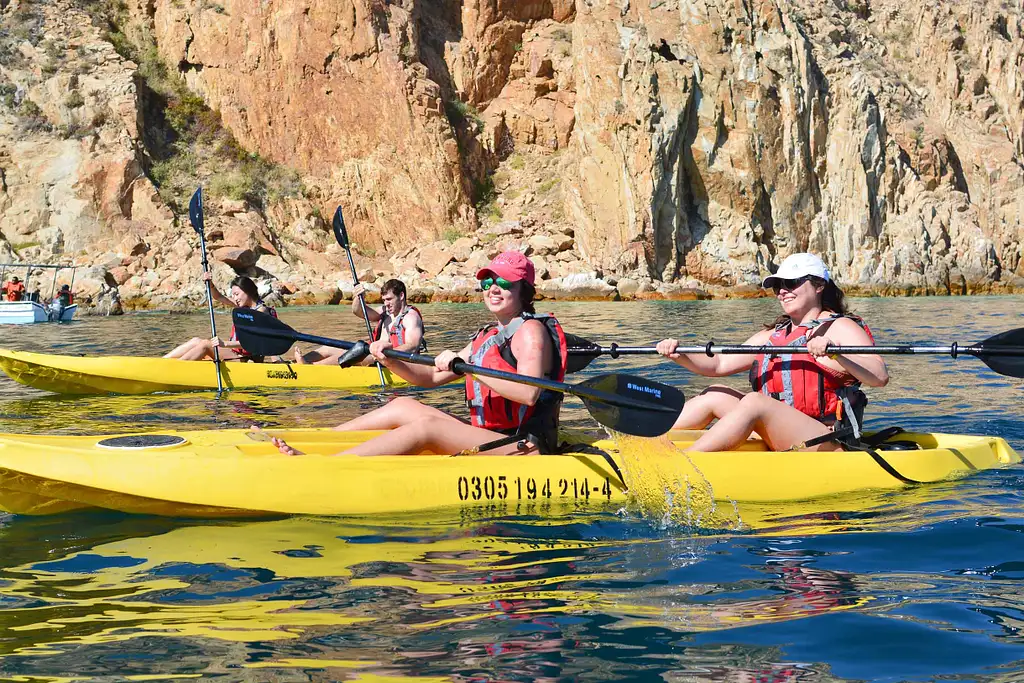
[3,0,1023,313]
[146,0,477,255]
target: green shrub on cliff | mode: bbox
[82,0,305,215]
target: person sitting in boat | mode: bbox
[164,274,277,362]
[49,284,73,312]
[55,283,74,307]
[294,278,426,365]
[47,284,75,321]
[266,251,568,457]
[2,276,25,302]
[655,252,888,452]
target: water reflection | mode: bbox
[0,509,1021,680]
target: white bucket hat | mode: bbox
[761,253,831,289]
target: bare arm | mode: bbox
[375,340,471,388]
[657,329,773,377]
[207,282,234,308]
[467,320,551,406]
[807,318,889,387]
[351,284,382,323]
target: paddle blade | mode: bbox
[232,307,297,357]
[975,327,1024,378]
[332,206,349,248]
[565,333,601,374]
[188,188,204,234]
[578,373,684,438]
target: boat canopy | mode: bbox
[0,263,77,300]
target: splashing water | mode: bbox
[611,432,743,531]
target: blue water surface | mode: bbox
[0,296,1021,682]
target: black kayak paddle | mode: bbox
[232,308,685,438]
[565,328,1024,378]
[332,206,387,387]
[188,187,224,393]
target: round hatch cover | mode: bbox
[96,435,187,450]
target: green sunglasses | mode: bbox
[479,276,515,291]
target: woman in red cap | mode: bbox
[265,251,569,457]
[655,252,888,452]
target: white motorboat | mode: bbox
[0,263,78,325]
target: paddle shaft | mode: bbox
[192,191,224,393]
[257,326,674,414]
[338,219,387,387]
[569,343,1024,358]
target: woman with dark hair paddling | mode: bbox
[656,253,888,452]
[264,251,569,457]
[164,274,277,362]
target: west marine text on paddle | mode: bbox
[627,382,662,399]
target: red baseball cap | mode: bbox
[476,250,535,286]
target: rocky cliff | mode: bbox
[0,0,1021,312]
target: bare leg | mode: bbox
[176,341,243,362]
[332,396,457,432]
[294,345,342,365]
[164,337,205,359]
[262,398,535,457]
[674,385,744,429]
[341,415,535,456]
[687,392,841,453]
[176,339,217,361]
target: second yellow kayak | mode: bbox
[0,348,403,394]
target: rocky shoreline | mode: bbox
[56,210,1024,318]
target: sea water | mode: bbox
[0,296,1022,681]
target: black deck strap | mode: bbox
[801,427,856,449]
[453,434,526,456]
[861,426,906,448]
[835,435,922,485]
[96,435,187,449]
[562,442,625,487]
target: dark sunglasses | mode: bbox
[480,276,515,291]
[771,275,813,294]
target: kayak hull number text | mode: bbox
[456,475,613,502]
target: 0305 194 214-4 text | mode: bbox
[456,475,613,502]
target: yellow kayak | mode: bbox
[0,428,1016,518]
[0,348,402,394]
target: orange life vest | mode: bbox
[465,313,568,454]
[4,282,25,302]
[373,305,426,351]
[750,314,873,429]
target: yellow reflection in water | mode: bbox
[0,518,612,657]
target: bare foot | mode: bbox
[247,426,305,455]
[294,348,308,364]
[270,436,304,456]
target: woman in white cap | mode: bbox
[656,252,888,452]
[263,251,569,457]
